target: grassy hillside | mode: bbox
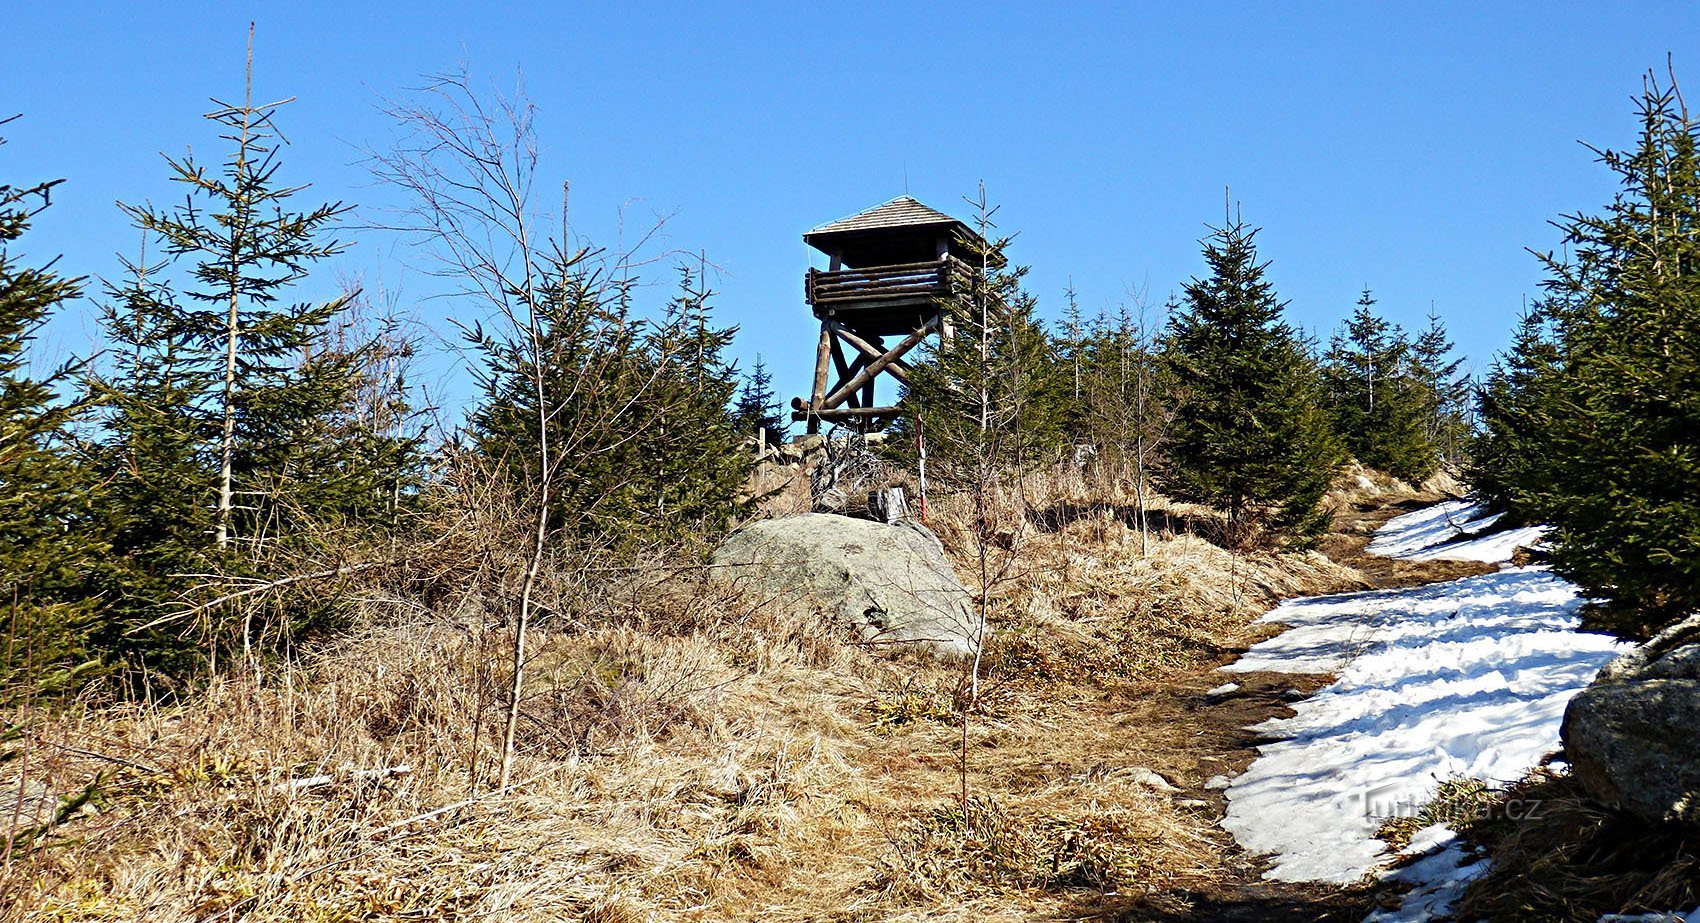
[4,472,1447,922]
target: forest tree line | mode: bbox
[6,68,1697,708]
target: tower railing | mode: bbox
[804,255,975,309]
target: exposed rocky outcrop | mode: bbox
[1562,613,1700,827]
[709,513,984,659]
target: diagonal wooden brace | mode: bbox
[828,321,914,383]
[821,313,940,409]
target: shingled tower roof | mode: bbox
[803,195,986,252]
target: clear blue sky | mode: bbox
[9,1,1696,413]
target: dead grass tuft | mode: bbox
[918,468,1366,701]
[1320,462,1465,518]
[1457,769,1700,922]
[1374,777,1498,853]
[872,791,1219,902]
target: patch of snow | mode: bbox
[1399,823,1456,857]
[1220,566,1626,882]
[1206,682,1240,697]
[1367,500,1496,556]
[1363,826,1490,923]
[1411,524,1550,563]
[1205,774,1232,790]
[1600,910,1700,923]
[1368,499,1547,563]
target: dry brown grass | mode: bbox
[1319,462,1466,519]
[926,467,1366,689]
[1455,769,1700,923]
[4,583,889,921]
[2,466,1388,922]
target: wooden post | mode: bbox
[809,320,832,434]
[829,334,862,408]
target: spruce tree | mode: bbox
[0,130,102,700]
[1503,74,1700,630]
[1469,307,1560,520]
[892,215,1065,487]
[1322,289,1436,482]
[238,312,427,542]
[1055,283,1090,438]
[734,355,787,448]
[1159,216,1343,548]
[1078,301,1172,552]
[470,261,751,554]
[634,264,752,546]
[95,49,423,670]
[1411,310,1471,465]
[470,263,638,549]
[120,56,356,556]
[86,242,217,677]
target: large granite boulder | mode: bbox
[710,513,984,659]
[1561,613,1700,827]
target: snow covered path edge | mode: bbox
[1366,498,1549,564]
[1218,499,1626,896]
[1220,565,1623,883]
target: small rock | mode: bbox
[1115,766,1181,792]
[1,780,56,833]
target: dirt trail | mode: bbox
[1069,498,1496,923]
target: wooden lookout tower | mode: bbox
[790,196,996,434]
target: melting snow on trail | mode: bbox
[1220,566,1623,882]
[1217,500,1629,920]
[1366,498,1549,563]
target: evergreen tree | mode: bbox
[470,261,751,554]
[0,130,102,701]
[891,220,1065,487]
[1078,301,1173,552]
[85,242,217,677]
[634,264,753,546]
[119,62,358,556]
[1075,304,1142,479]
[91,55,425,672]
[1321,289,1436,482]
[1469,307,1560,520]
[470,263,639,549]
[1497,74,1700,630]
[1159,216,1343,548]
[1411,310,1471,465]
[239,311,427,542]
[1055,282,1090,438]
[734,355,787,448]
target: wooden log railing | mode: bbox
[805,256,974,307]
